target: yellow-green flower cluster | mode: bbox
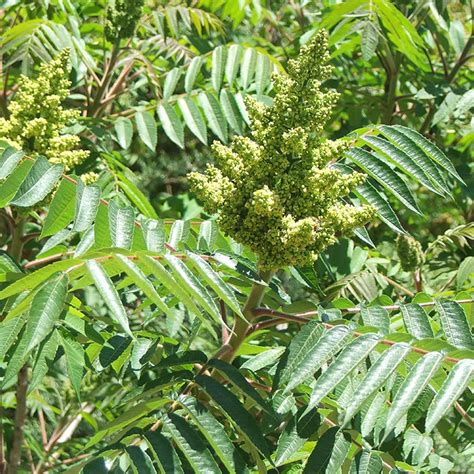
[396,234,424,272]
[105,0,144,43]
[189,30,375,269]
[0,50,89,171]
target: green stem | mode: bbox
[220,268,274,363]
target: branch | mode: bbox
[7,366,29,474]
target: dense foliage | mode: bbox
[0,1,472,473]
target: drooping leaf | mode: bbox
[240,47,257,90]
[198,92,227,142]
[127,446,157,474]
[302,426,339,474]
[185,56,203,92]
[349,449,383,474]
[211,45,227,92]
[73,181,101,232]
[362,134,445,196]
[168,219,190,249]
[23,272,68,353]
[378,126,451,194]
[86,260,133,337]
[326,432,352,473]
[361,20,379,60]
[29,330,60,392]
[157,103,184,149]
[385,352,444,437]
[61,334,85,399]
[343,343,411,424]
[41,178,76,237]
[219,89,244,134]
[10,156,63,207]
[135,110,158,151]
[163,413,221,473]
[3,273,68,382]
[145,430,184,474]
[115,117,134,149]
[178,97,207,145]
[425,359,474,433]
[195,374,270,458]
[391,125,462,181]
[225,44,243,86]
[0,160,34,207]
[0,147,24,180]
[400,304,434,339]
[108,200,135,250]
[141,219,165,253]
[360,305,390,334]
[186,252,243,318]
[197,220,218,251]
[255,53,271,95]
[209,359,270,412]
[164,255,221,324]
[346,148,421,214]
[137,254,202,318]
[435,299,473,349]
[179,396,248,474]
[114,254,170,316]
[277,324,351,393]
[163,68,182,100]
[0,314,26,360]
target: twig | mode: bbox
[220,300,229,343]
[381,274,415,297]
[454,402,474,429]
[37,410,48,449]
